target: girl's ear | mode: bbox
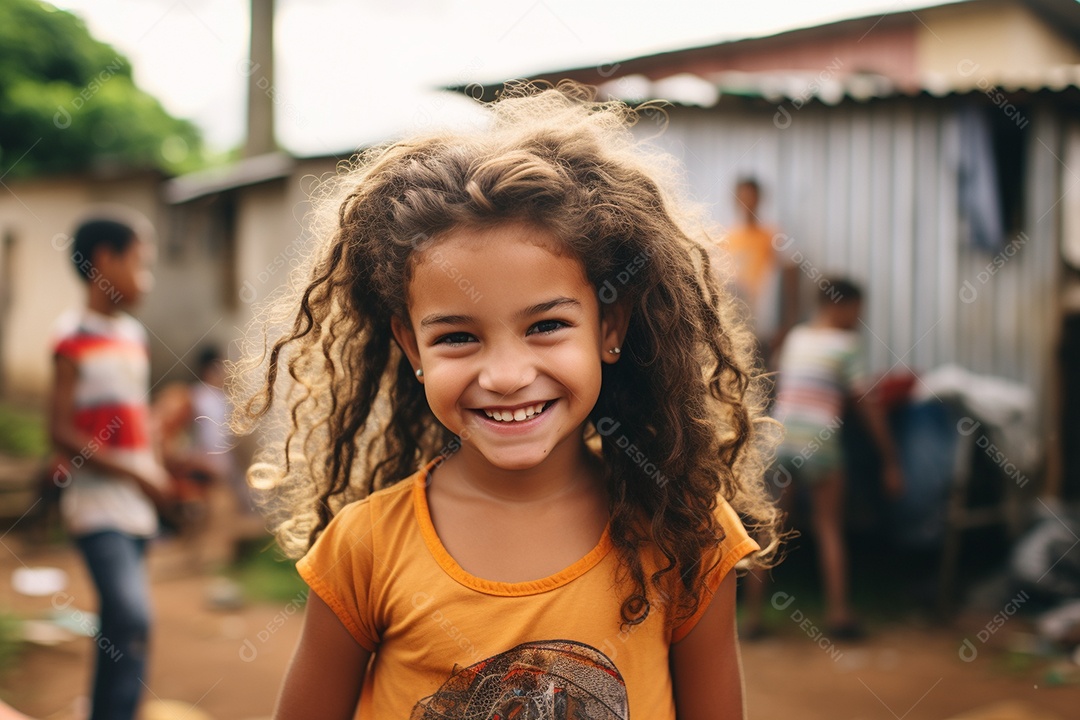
[390,315,422,373]
[600,298,632,364]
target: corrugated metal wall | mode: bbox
[642,98,1061,420]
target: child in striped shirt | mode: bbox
[49,208,171,720]
[745,278,902,639]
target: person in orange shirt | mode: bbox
[722,178,799,369]
[231,83,783,720]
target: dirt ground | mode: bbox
[0,516,1077,720]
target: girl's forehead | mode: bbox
[405,222,594,311]
[421,221,567,256]
[409,221,585,279]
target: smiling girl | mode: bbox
[231,81,781,720]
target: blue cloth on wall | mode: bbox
[957,103,1005,252]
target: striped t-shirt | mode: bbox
[52,307,159,537]
[772,323,867,432]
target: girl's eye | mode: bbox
[434,332,475,346]
[529,319,569,336]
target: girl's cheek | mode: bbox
[550,341,603,365]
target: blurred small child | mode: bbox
[188,346,238,498]
[744,278,902,639]
[154,346,248,561]
[155,347,235,500]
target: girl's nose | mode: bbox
[477,338,537,396]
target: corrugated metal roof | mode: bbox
[163,152,295,204]
[446,0,1080,104]
[592,66,1080,108]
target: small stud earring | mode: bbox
[415,368,424,378]
[608,347,621,355]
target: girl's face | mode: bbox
[392,222,626,473]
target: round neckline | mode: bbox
[82,306,128,328]
[411,457,614,597]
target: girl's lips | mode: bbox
[480,399,554,422]
[472,400,557,432]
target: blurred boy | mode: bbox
[722,177,799,365]
[48,208,171,720]
[744,278,902,639]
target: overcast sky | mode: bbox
[52,0,931,156]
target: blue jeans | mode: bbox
[74,531,152,720]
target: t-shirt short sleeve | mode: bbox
[54,339,74,362]
[296,500,381,652]
[53,332,82,363]
[670,496,760,643]
[51,309,80,360]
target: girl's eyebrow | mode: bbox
[418,297,581,329]
[520,297,581,318]
[420,313,472,329]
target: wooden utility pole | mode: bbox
[243,0,275,158]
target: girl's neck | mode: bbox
[442,437,603,506]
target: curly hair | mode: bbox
[230,81,783,629]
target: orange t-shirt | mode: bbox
[723,224,776,298]
[297,458,759,719]
[718,224,783,340]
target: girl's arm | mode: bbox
[275,592,371,720]
[670,571,747,720]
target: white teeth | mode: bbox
[483,402,548,422]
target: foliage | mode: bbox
[0,0,204,178]
[0,612,22,678]
[227,545,309,605]
[0,404,47,458]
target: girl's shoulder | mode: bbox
[333,469,421,524]
[368,471,421,505]
[303,468,425,564]
[313,459,451,554]
[712,494,759,558]
[658,494,761,641]
[633,493,759,589]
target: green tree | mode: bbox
[0,0,203,178]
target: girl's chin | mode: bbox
[457,442,559,472]
[476,450,553,472]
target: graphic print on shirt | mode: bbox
[410,639,627,720]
